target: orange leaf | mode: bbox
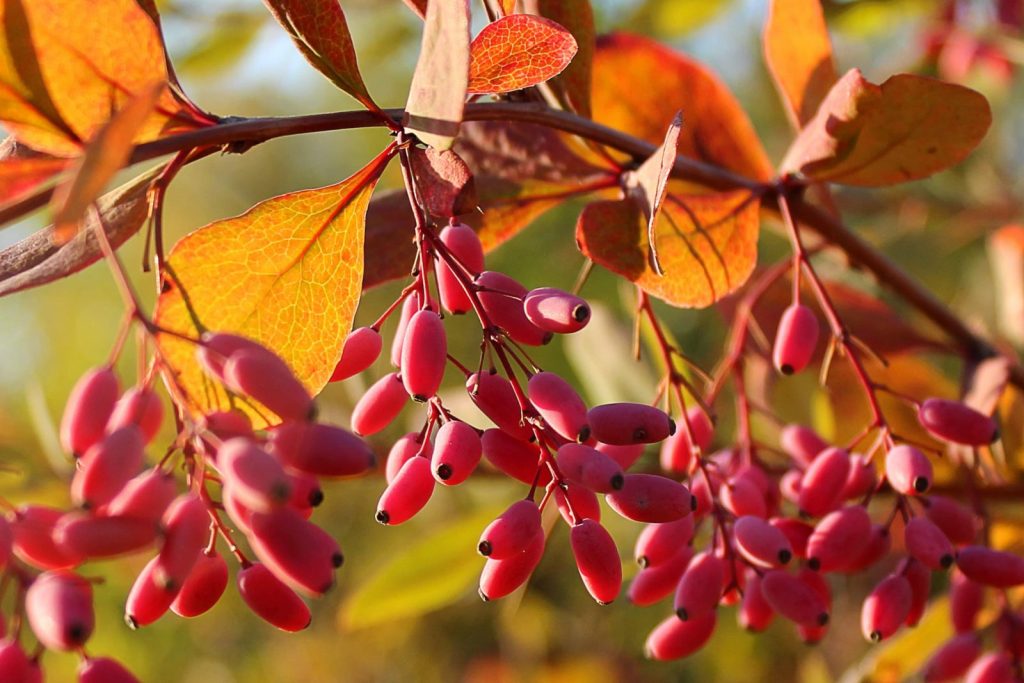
[154,147,394,426]
[624,112,682,274]
[524,0,595,117]
[405,0,470,149]
[50,84,164,242]
[591,33,773,183]
[499,0,517,15]
[0,0,207,157]
[763,0,837,129]
[262,0,378,112]
[467,15,578,95]
[0,165,163,298]
[989,224,1024,345]
[0,138,67,206]
[407,146,477,218]
[577,190,760,308]
[781,68,991,186]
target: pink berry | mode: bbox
[196,333,267,380]
[606,474,693,523]
[436,223,484,314]
[79,657,141,683]
[779,424,829,469]
[921,633,981,683]
[886,444,933,495]
[400,310,447,401]
[10,505,84,570]
[841,453,878,500]
[479,532,545,601]
[476,271,551,346]
[900,556,931,627]
[905,516,955,569]
[588,403,674,445]
[222,348,313,422]
[71,425,146,509]
[25,570,94,651]
[480,429,547,485]
[106,386,163,444]
[719,475,767,518]
[635,517,694,568]
[60,367,120,457]
[431,420,482,485]
[660,407,713,474]
[570,519,622,604]
[247,507,342,597]
[375,456,434,525]
[269,421,375,478]
[806,505,872,572]
[171,551,228,618]
[53,512,157,559]
[597,442,647,471]
[385,432,430,484]
[330,326,383,382]
[125,556,176,628]
[950,570,985,632]
[104,468,178,522]
[760,569,829,627]
[153,494,209,592]
[861,574,912,642]
[957,545,1024,587]
[466,372,532,441]
[918,398,998,446]
[773,304,819,375]
[0,517,10,571]
[842,523,892,573]
[738,569,775,632]
[769,517,814,559]
[965,652,1013,683]
[390,291,422,367]
[351,372,408,436]
[733,515,793,568]
[644,611,716,661]
[0,639,29,681]
[237,562,310,632]
[797,447,851,517]
[629,547,693,606]
[925,495,979,546]
[523,288,591,334]
[673,551,725,621]
[556,443,624,493]
[527,371,590,442]
[554,485,601,525]
[478,499,542,559]
[217,438,292,513]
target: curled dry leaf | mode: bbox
[467,14,578,95]
[0,165,164,298]
[407,146,477,218]
[154,146,394,427]
[781,68,991,187]
[763,0,837,129]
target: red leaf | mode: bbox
[402,0,428,19]
[467,15,578,95]
[524,0,595,117]
[407,147,477,218]
[763,0,837,129]
[781,68,991,187]
[0,137,67,206]
[405,0,471,149]
[262,0,379,112]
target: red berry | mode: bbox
[217,438,292,513]
[885,444,933,495]
[222,348,313,422]
[772,304,819,375]
[950,570,985,632]
[390,291,425,367]
[840,453,878,500]
[385,432,430,484]
[779,424,828,469]
[733,515,793,568]
[171,551,228,618]
[606,474,693,523]
[673,551,725,621]
[921,633,981,683]
[431,420,482,485]
[330,326,383,382]
[523,288,591,334]
[480,429,547,485]
[237,562,310,632]
[925,495,979,546]
[196,333,266,380]
[719,475,767,518]
[476,271,551,346]
[659,407,713,474]
[588,403,674,445]
[71,426,146,509]
[0,516,10,571]
[797,447,851,517]
[436,223,484,315]
[556,443,624,493]
[596,442,646,471]
[466,371,532,441]
[125,556,177,628]
[106,386,163,444]
[400,310,447,401]
[153,494,209,591]
[479,532,545,601]
[375,456,434,525]
[905,516,955,570]
[0,639,30,681]
[899,556,931,627]
[104,468,178,523]
[478,499,542,560]
[79,657,141,683]
[842,523,892,573]
[351,372,408,436]
[769,517,814,559]
[760,569,829,627]
[61,367,119,457]
[957,545,1024,587]
[10,505,84,570]
[248,507,342,596]
[54,512,157,559]
[738,569,775,632]
[554,485,601,525]
[861,574,912,642]
[644,611,716,661]
[918,398,998,446]
[806,505,872,572]
[527,371,590,442]
[570,519,622,604]
[25,570,94,651]
[635,517,694,568]
[965,652,1013,683]
[628,546,693,606]
[270,421,375,478]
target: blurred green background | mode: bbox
[1,0,1022,681]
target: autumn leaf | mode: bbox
[262,0,379,112]
[0,137,67,206]
[50,84,164,242]
[0,0,209,157]
[401,0,428,19]
[591,33,773,183]
[624,112,682,274]
[763,0,837,129]
[467,15,578,95]
[577,190,760,308]
[154,146,395,426]
[524,0,594,117]
[0,165,164,298]
[405,0,470,149]
[407,146,477,218]
[989,224,1024,345]
[781,68,992,187]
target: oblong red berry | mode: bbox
[674,551,725,621]
[635,517,694,568]
[760,569,829,626]
[431,420,481,485]
[588,403,674,445]
[798,447,851,517]
[61,367,119,457]
[773,304,819,375]
[0,516,10,571]
[861,574,912,642]
[734,515,793,568]
[523,288,590,334]
[0,639,29,682]
[556,443,624,493]
[554,485,601,525]
[478,499,542,560]
[479,532,545,601]
[79,657,141,683]
[476,271,551,346]
[400,310,447,401]
[389,291,424,367]
[248,507,342,596]
[841,454,878,500]
[480,429,547,485]
[950,571,984,633]
[597,442,646,471]
[375,456,434,525]
[153,494,209,592]
[780,424,829,469]
[905,516,955,570]
[957,545,1024,587]
[570,519,622,604]
[218,438,291,513]
[171,551,228,618]
[196,333,266,380]
[106,386,163,445]
[659,407,713,474]
[10,505,84,570]
[385,432,430,484]
[719,475,767,518]
[629,547,693,606]
[202,410,254,457]
[527,371,590,442]
[330,327,383,382]
[270,421,375,479]
[900,556,931,627]
[921,633,981,683]
[466,372,532,441]
[965,652,1012,683]
[806,505,872,572]
[843,523,893,574]
[71,425,146,509]
[222,348,313,422]
[125,556,176,628]
[436,223,484,315]
[769,517,814,559]
[645,611,716,661]
[54,512,157,559]
[738,569,775,632]
[606,474,692,523]
[918,398,998,446]
[25,570,94,651]
[237,562,310,632]
[287,471,323,516]
[351,372,408,436]
[926,495,979,546]
[886,444,933,495]
[104,468,177,522]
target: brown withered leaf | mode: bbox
[781,68,991,187]
[623,112,682,274]
[407,146,477,218]
[0,165,163,297]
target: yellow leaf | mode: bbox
[154,145,395,426]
